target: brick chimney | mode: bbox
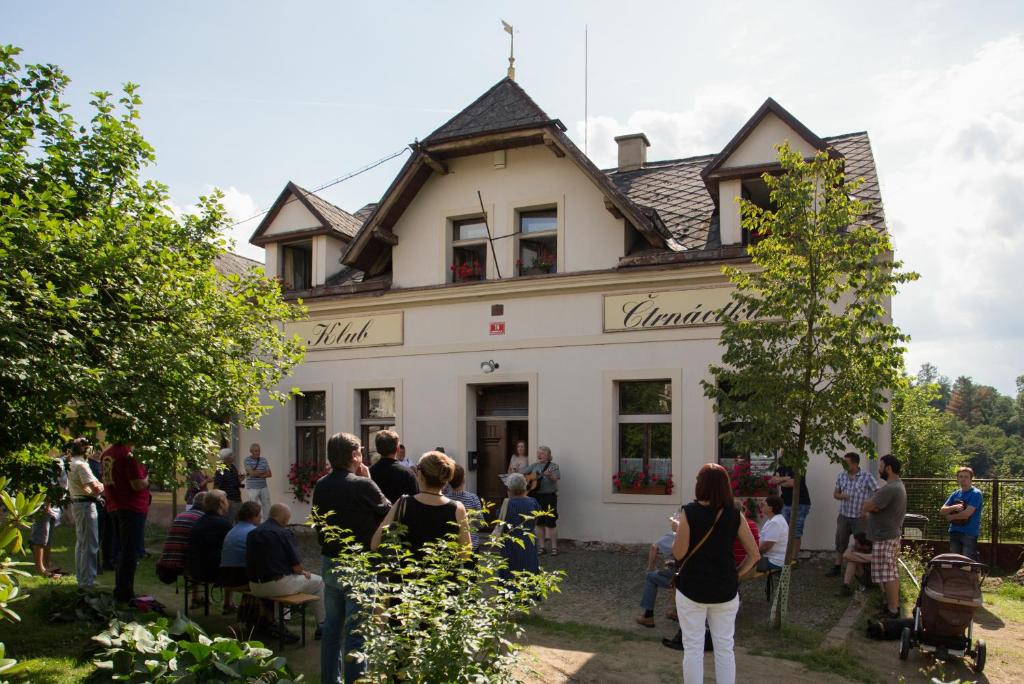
[615,133,650,171]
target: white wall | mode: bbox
[721,112,820,168]
[241,275,886,550]
[264,195,321,237]
[390,145,626,288]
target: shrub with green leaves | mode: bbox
[319,508,564,683]
[90,616,303,683]
[0,475,46,682]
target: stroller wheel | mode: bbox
[898,627,912,661]
[974,639,986,673]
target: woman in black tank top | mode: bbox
[371,451,472,555]
[671,463,760,684]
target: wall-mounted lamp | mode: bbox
[480,359,500,374]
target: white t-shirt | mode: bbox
[760,513,789,567]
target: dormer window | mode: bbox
[740,178,775,246]
[451,217,488,283]
[280,241,313,291]
[517,208,557,276]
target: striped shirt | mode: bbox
[836,469,879,518]
[244,456,269,489]
[449,490,482,549]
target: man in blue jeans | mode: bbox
[941,466,983,560]
[312,432,390,684]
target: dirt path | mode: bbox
[517,629,853,684]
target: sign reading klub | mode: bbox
[286,313,403,350]
[603,287,753,332]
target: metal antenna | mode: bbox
[502,20,515,80]
[477,190,503,280]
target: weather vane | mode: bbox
[502,20,515,80]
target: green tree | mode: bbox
[892,380,961,477]
[0,45,305,479]
[703,144,917,626]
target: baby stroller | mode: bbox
[898,553,986,672]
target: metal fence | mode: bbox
[902,477,1024,568]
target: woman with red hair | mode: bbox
[672,463,759,683]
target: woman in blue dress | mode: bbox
[500,473,540,577]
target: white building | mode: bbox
[243,77,891,549]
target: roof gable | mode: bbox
[702,98,831,180]
[423,77,565,144]
[249,182,361,246]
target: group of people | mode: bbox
[636,451,994,683]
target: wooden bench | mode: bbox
[241,591,319,651]
[182,576,248,618]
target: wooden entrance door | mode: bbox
[476,420,508,500]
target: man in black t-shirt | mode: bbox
[770,465,811,559]
[369,430,417,504]
[314,432,391,684]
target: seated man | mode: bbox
[221,500,261,588]
[188,489,234,613]
[246,503,326,639]
[156,491,207,606]
[758,495,789,570]
[637,513,679,627]
[836,531,873,596]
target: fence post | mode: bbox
[990,478,999,568]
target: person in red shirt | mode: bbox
[103,443,150,602]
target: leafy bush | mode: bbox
[0,447,66,506]
[0,475,46,682]
[319,507,564,683]
[90,616,303,683]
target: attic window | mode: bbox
[451,218,487,283]
[517,208,557,276]
[740,178,775,246]
[280,241,313,291]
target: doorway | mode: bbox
[474,383,529,506]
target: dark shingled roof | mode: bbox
[351,202,378,224]
[423,77,564,144]
[214,251,262,277]
[293,185,362,238]
[607,131,884,251]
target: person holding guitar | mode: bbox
[521,446,560,555]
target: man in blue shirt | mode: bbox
[940,466,983,560]
[220,500,261,588]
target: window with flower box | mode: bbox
[715,380,773,493]
[359,388,396,463]
[450,218,488,283]
[295,391,326,470]
[516,209,557,276]
[613,380,672,494]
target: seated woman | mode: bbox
[499,473,540,578]
[187,489,233,613]
[371,451,471,558]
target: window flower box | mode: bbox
[612,469,674,495]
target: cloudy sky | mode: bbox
[6,1,1023,394]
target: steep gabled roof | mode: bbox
[701,97,834,184]
[341,78,670,275]
[423,77,565,144]
[609,131,886,255]
[214,251,262,277]
[249,181,361,246]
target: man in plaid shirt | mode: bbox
[827,452,878,578]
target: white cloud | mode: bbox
[575,35,1024,393]
[168,186,265,262]
[873,34,1024,393]
[576,86,759,168]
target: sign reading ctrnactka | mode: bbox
[287,312,403,350]
[603,287,753,332]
